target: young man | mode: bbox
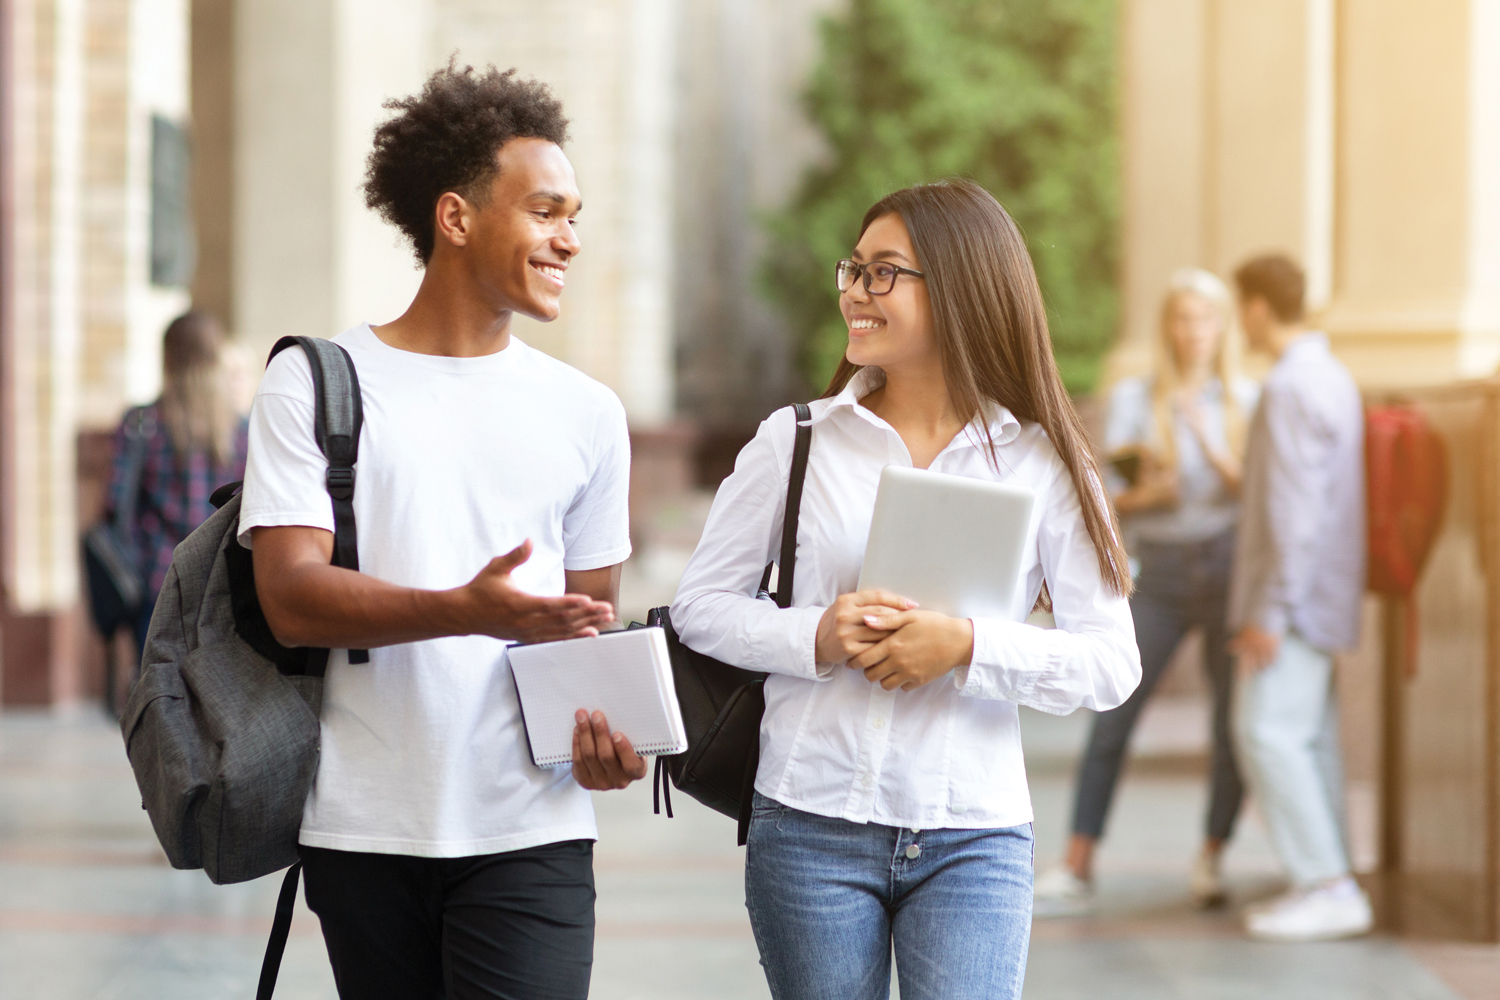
[1227,254,1371,941]
[239,66,647,998]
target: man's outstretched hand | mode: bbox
[572,710,647,790]
[461,540,615,643]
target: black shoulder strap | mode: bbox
[112,406,157,559]
[773,403,813,609]
[268,336,369,667]
[255,862,301,1000]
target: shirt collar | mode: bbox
[814,366,1024,449]
[1280,330,1328,363]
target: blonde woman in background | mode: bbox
[1035,268,1259,913]
[106,311,248,656]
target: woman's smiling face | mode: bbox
[839,213,937,372]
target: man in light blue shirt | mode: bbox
[1228,254,1371,942]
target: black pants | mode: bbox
[300,840,596,1000]
[1070,529,1245,842]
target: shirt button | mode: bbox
[872,718,885,729]
[906,844,921,859]
[860,773,873,788]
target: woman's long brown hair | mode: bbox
[822,179,1132,597]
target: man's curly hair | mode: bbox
[364,63,570,264]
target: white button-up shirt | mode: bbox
[671,368,1140,830]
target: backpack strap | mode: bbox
[255,862,301,1000]
[756,403,814,608]
[112,406,158,568]
[774,404,813,610]
[268,336,369,667]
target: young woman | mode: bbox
[1034,269,1259,912]
[670,180,1141,1000]
[106,311,248,655]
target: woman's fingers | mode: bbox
[850,589,918,611]
[861,610,919,631]
[848,635,895,671]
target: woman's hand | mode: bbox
[815,590,918,665]
[1113,449,1178,513]
[1178,396,1243,494]
[846,610,974,690]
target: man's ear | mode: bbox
[433,191,471,250]
[1239,295,1266,329]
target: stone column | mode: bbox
[1116,0,1500,390]
[1115,0,1330,379]
[1,0,87,702]
[1322,0,1500,386]
[426,0,678,427]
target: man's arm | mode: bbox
[252,526,614,648]
[562,563,622,625]
[1231,384,1327,670]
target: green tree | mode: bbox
[763,0,1119,393]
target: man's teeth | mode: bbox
[535,263,565,282]
[850,319,883,330]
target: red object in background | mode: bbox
[1365,405,1448,676]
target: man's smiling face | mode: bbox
[462,137,582,322]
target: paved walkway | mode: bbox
[3,705,1494,999]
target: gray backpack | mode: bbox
[119,336,365,998]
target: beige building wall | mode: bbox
[1116,0,1499,391]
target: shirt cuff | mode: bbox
[1256,602,1290,638]
[953,618,1050,702]
[753,605,830,682]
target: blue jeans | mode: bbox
[1071,528,1244,841]
[744,793,1033,1000]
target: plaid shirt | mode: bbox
[107,403,250,596]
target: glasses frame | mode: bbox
[836,258,926,296]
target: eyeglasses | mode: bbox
[836,258,926,296]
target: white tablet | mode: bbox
[857,465,1036,621]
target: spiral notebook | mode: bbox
[508,626,688,768]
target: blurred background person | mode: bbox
[105,311,249,659]
[1035,268,1257,913]
[1227,254,1371,942]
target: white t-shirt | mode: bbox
[238,324,632,857]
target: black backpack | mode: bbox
[120,336,365,999]
[649,403,811,844]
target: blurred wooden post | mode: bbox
[1378,380,1500,941]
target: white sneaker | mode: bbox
[1245,878,1373,941]
[1190,850,1228,909]
[1033,865,1094,917]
